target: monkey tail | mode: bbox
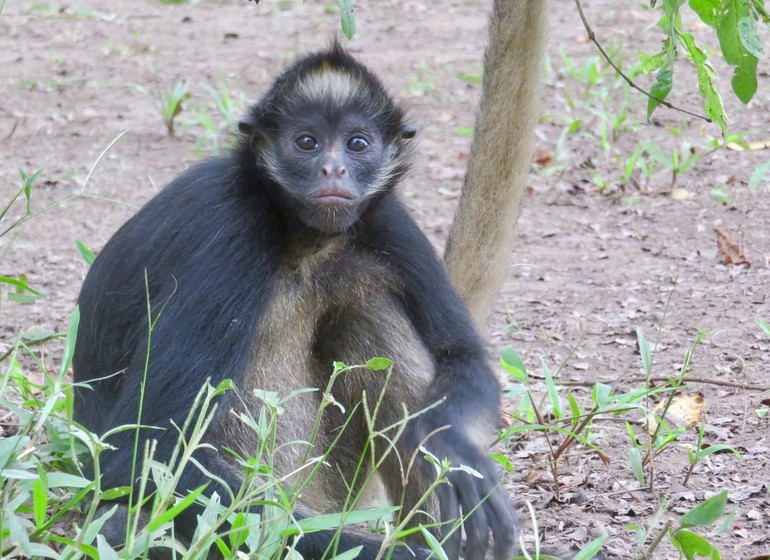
[443,0,547,328]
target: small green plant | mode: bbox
[758,318,770,338]
[0,308,92,559]
[185,83,247,156]
[638,136,705,190]
[749,159,770,189]
[406,63,437,97]
[547,42,644,176]
[628,490,732,559]
[709,185,733,207]
[682,424,739,486]
[498,322,741,558]
[157,80,191,137]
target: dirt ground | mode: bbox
[2,1,769,558]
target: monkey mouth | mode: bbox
[310,187,357,207]
[301,191,362,234]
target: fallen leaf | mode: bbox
[647,392,706,435]
[746,510,762,521]
[725,139,770,151]
[671,187,694,200]
[715,229,750,266]
[534,149,552,165]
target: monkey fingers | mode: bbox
[444,466,492,560]
[485,486,518,560]
[415,432,514,560]
[436,485,462,560]
[458,457,518,560]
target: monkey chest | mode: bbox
[244,241,434,395]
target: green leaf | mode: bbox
[33,477,47,529]
[758,318,770,337]
[489,452,515,474]
[639,50,667,73]
[679,31,728,135]
[457,72,482,84]
[748,160,770,189]
[689,0,723,27]
[96,535,121,560]
[642,140,674,168]
[59,306,80,378]
[696,444,740,459]
[567,391,581,425]
[542,359,562,420]
[626,421,639,447]
[75,239,96,266]
[0,275,45,299]
[731,54,758,103]
[737,15,762,57]
[751,0,770,22]
[22,327,56,343]
[636,328,652,376]
[228,512,249,552]
[716,0,760,104]
[647,66,673,120]
[338,0,356,39]
[364,357,392,371]
[671,528,721,559]
[629,447,645,486]
[500,346,527,382]
[681,490,728,527]
[290,506,400,533]
[572,533,609,560]
[592,383,612,408]
[100,486,132,500]
[710,185,733,206]
[718,1,746,64]
[45,472,91,488]
[420,527,449,560]
[147,485,208,532]
[330,546,364,560]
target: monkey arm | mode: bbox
[361,194,518,560]
[74,160,277,499]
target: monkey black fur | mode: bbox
[74,44,519,560]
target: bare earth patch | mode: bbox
[1,1,769,558]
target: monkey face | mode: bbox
[264,114,391,233]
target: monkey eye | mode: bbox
[295,135,319,151]
[347,136,369,153]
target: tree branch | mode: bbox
[574,0,711,124]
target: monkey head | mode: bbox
[238,43,416,234]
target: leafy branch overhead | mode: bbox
[643,0,767,135]
[334,0,767,136]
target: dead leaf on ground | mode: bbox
[671,187,694,200]
[715,228,750,266]
[647,392,706,435]
[534,149,552,165]
[725,139,770,151]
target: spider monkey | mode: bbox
[73,1,552,559]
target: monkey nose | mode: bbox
[321,164,347,178]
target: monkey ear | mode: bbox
[401,124,417,140]
[238,114,256,135]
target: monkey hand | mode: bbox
[405,418,518,560]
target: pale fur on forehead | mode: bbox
[294,67,359,107]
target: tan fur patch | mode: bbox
[227,235,435,513]
[295,69,358,107]
[443,0,547,327]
